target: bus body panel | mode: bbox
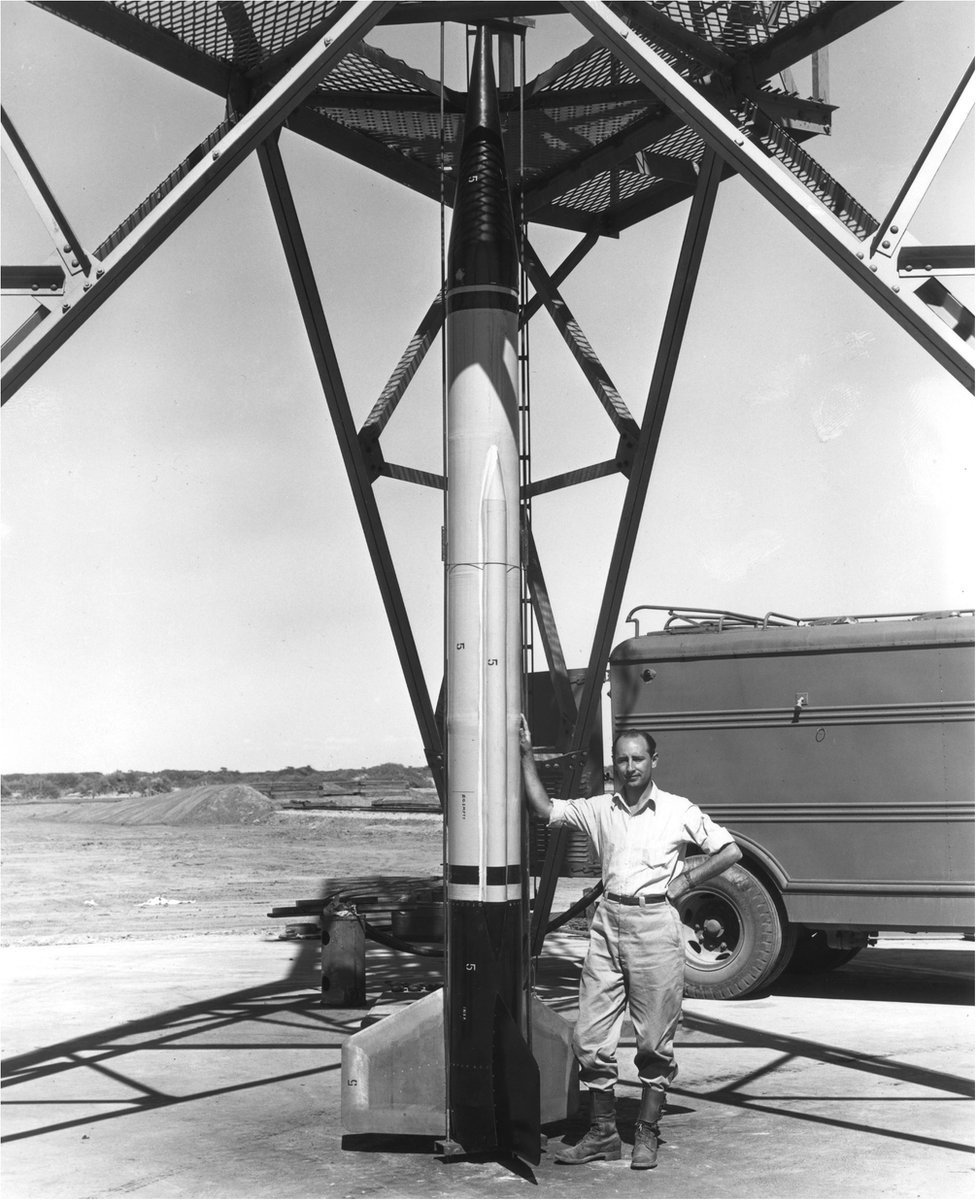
[609,614,975,933]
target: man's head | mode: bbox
[612,730,658,796]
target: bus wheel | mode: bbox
[784,928,863,974]
[678,856,787,1000]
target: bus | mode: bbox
[608,606,975,999]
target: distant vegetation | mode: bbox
[1,762,433,801]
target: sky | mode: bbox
[1,1,973,774]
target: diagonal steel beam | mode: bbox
[521,238,640,445]
[531,146,723,953]
[871,61,975,261]
[525,459,621,497]
[570,0,974,390]
[1,0,394,404]
[1,106,90,277]
[258,133,443,799]
[1,305,50,361]
[379,462,445,490]
[360,292,445,444]
[519,231,598,325]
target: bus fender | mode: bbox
[724,830,791,898]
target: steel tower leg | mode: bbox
[258,134,444,796]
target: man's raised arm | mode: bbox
[519,715,553,821]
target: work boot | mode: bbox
[631,1087,664,1170]
[554,1089,621,1164]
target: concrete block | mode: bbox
[342,986,446,1135]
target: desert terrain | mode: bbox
[1,795,445,947]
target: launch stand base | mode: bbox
[342,989,578,1140]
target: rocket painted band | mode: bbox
[448,864,522,885]
[447,283,518,315]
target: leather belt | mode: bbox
[605,891,667,906]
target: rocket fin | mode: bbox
[492,996,542,1165]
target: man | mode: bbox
[519,718,741,1170]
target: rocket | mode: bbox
[443,26,540,1163]
[340,28,576,1163]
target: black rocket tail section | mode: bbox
[444,25,541,1165]
[448,906,540,1161]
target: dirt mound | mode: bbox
[38,784,275,827]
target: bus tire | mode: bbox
[678,856,787,1000]
[784,928,863,974]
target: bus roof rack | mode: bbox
[624,605,974,638]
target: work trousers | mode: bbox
[573,896,685,1094]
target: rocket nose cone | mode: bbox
[447,26,518,299]
[468,25,501,138]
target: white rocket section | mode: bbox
[446,306,522,903]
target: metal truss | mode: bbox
[257,131,445,797]
[573,1,974,388]
[1,1,395,400]
[2,1,974,940]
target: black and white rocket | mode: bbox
[341,29,576,1164]
[443,26,539,1163]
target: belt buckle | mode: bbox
[637,893,647,909]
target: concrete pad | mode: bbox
[2,934,972,1199]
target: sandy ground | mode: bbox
[1,805,448,946]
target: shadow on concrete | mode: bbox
[340,1132,440,1155]
[0,931,457,1150]
[434,1148,538,1184]
[0,975,354,1146]
[609,1000,975,1157]
[6,897,969,1174]
[545,943,974,1158]
[770,946,974,1006]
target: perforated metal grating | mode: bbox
[114,1,342,71]
[652,1,826,54]
[553,121,704,215]
[33,1,867,238]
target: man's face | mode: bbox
[613,735,656,794]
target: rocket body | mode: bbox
[340,27,576,1158]
[444,28,539,1162]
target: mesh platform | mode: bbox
[34,1,872,239]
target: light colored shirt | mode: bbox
[549,782,734,896]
